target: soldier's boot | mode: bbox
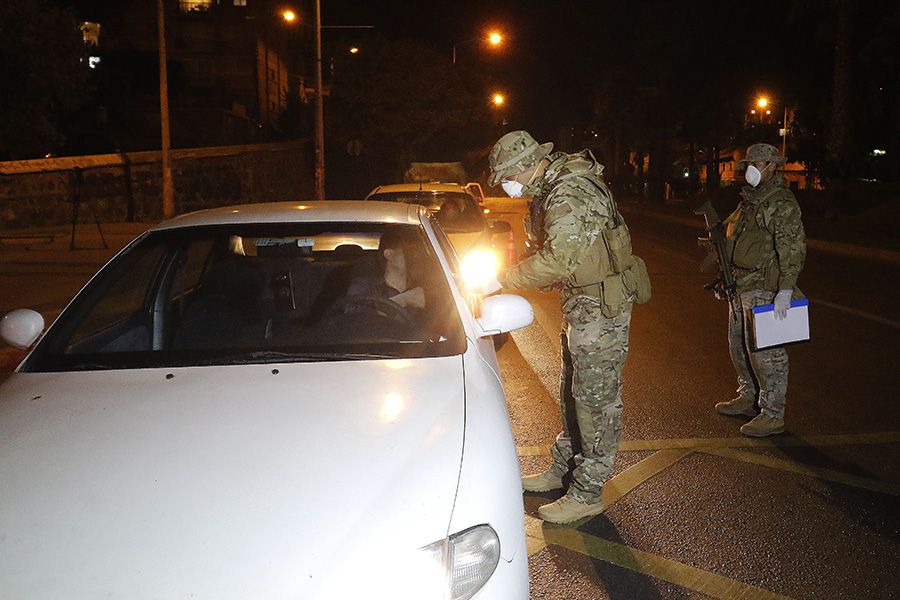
[715,397,756,418]
[522,470,565,493]
[537,493,604,524]
[740,413,785,438]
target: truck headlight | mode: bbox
[419,524,501,600]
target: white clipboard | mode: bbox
[751,298,810,350]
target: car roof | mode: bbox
[366,182,470,197]
[150,201,425,231]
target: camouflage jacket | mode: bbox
[506,150,616,290]
[725,175,806,292]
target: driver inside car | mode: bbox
[345,229,426,313]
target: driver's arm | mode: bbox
[389,287,425,309]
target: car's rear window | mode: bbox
[24,223,466,372]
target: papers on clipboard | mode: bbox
[751,298,810,350]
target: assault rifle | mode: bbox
[694,200,736,301]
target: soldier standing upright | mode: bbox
[489,130,651,524]
[714,143,806,437]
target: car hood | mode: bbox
[0,356,466,599]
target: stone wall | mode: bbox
[0,141,313,228]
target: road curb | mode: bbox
[618,203,900,265]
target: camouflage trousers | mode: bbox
[728,289,789,419]
[549,296,632,503]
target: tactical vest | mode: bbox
[551,158,651,317]
[726,185,781,290]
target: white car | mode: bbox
[0,201,532,600]
[365,183,512,265]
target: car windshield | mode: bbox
[367,191,484,233]
[24,223,466,372]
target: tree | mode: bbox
[326,38,495,185]
[0,0,89,159]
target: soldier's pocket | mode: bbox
[622,256,652,304]
[599,274,627,318]
[602,223,634,274]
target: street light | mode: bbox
[453,28,506,64]
[753,96,788,156]
[349,46,359,54]
[491,93,505,107]
[281,5,325,199]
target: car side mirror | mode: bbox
[476,294,533,337]
[490,220,511,234]
[1,309,45,350]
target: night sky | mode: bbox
[50,0,845,143]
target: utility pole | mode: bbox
[782,106,788,157]
[157,0,174,218]
[314,0,325,200]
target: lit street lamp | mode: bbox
[491,93,506,107]
[753,96,789,156]
[282,5,325,199]
[453,28,506,64]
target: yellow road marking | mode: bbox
[621,431,900,451]
[524,449,692,557]
[526,515,794,600]
[700,447,900,496]
[601,448,693,509]
[518,431,900,457]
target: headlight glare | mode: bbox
[460,249,500,293]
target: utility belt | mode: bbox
[732,257,779,291]
[564,219,651,317]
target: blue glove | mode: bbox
[773,289,792,320]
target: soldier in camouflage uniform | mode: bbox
[715,143,806,437]
[489,130,651,523]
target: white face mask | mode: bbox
[744,163,770,188]
[501,180,524,198]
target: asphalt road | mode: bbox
[486,197,900,599]
[1,206,898,599]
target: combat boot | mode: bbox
[522,470,564,492]
[537,494,604,524]
[740,413,785,437]
[715,397,756,417]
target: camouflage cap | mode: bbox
[737,143,786,169]
[488,130,554,186]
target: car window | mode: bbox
[367,191,485,233]
[64,240,169,352]
[26,223,467,372]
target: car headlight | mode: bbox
[460,249,501,294]
[419,524,501,600]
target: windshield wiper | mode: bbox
[62,362,115,371]
[195,350,398,365]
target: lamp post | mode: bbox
[313,0,324,200]
[156,0,174,219]
[282,9,373,201]
[754,96,789,157]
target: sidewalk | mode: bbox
[0,222,153,265]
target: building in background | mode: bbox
[76,0,312,152]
